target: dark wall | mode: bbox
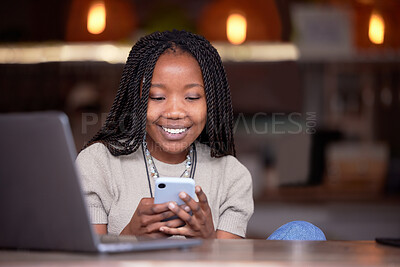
[0,0,71,42]
[0,61,303,114]
[225,61,303,113]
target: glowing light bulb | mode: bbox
[226,13,247,45]
[87,1,106,35]
[368,10,384,45]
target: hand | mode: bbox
[160,186,216,239]
[120,198,185,239]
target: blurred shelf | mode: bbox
[1,42,400,64]
[0,42,299,64]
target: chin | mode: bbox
[161,142,191,154]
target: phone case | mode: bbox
[154,177,196,205]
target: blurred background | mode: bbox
[1,0,399,240]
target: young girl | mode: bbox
[76,30,253,239]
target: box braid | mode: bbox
[83,30,236,158]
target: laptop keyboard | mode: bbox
[99,235,139,244]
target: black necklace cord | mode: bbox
[191,142,197,179]
[141,142,153,198]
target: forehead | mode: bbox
[153,51,202,75]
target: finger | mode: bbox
[140,202,170,215]
[145,218,185,233]
[180,204,191,213]
[141,210,179,225]
[164,218,186,228]
[149,202,191,215]
[178,192,202,217]
[167,202,194,225]
[159,225,194,237]
[195,186,210,212]
[156,209,190,222]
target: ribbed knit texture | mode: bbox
[75,142,254,237]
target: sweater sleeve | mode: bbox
[217,156,254,238]
[75,143,113,225]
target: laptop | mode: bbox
[0,111,202,253]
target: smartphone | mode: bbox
[154,177,196,205]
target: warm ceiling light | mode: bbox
[87,1,106,35]
[226,13,247,45]
[368,10,384,44]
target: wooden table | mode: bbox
[1,240,399,266]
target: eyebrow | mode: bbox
[184,83,204,89]
[150,83,166,89]
[150,83,204,89]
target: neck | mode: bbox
[145,139,189,164]
[151,150,187,164]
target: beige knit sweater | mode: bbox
[75,142,254,237]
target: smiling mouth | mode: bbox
[161,126,188,134]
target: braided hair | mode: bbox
[83,30,236,158]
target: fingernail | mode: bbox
[184,206,191,212]
[168,202,176,209]
[160,227,165,231]
[179,192,187,198]
[195,186,201,193]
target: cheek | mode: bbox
[146,103,159,122]
[196,102,207,127]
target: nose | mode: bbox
[163,96,186,119]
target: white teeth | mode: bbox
[162,127,187,134]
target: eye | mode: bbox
[149,97,165,101]
[186,96,201,101]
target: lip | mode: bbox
[158,125,191,141]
